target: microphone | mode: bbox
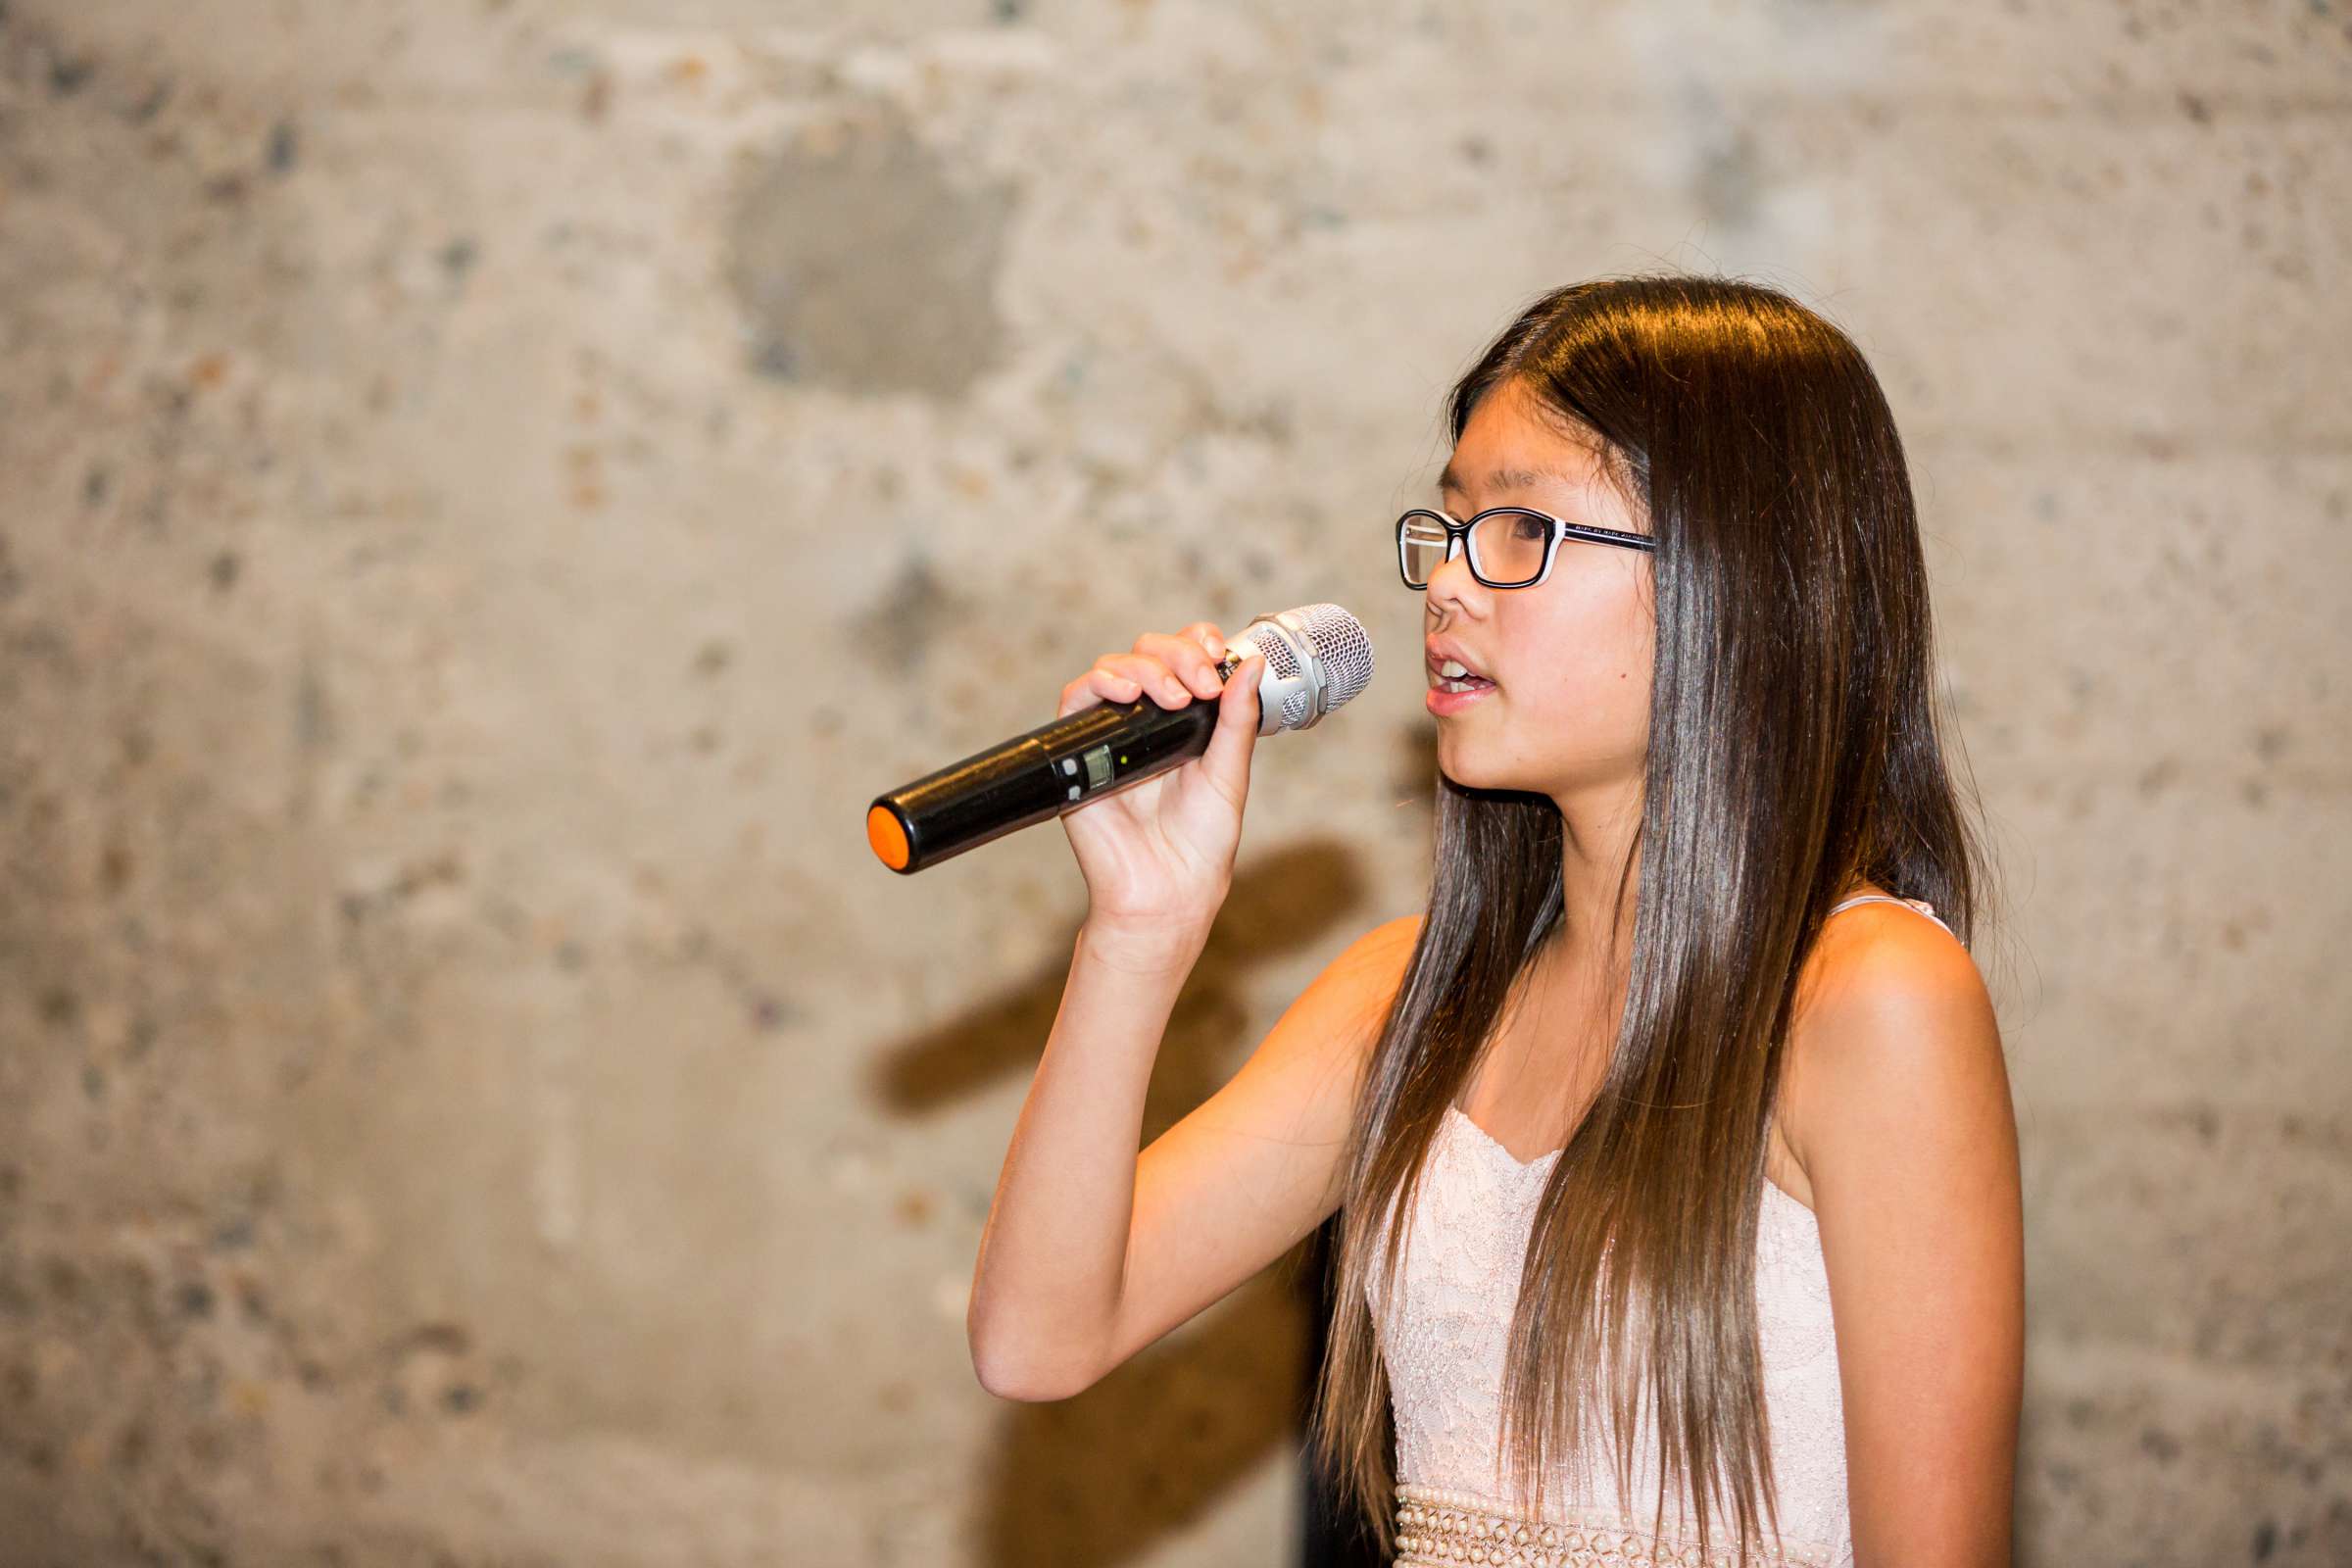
[865,603,1376,874]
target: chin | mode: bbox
[1435,744,1517,796]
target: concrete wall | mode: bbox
[0,1,2344,1563]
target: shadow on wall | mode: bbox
[869,837,1388,1566]
[870,838,1381,1120]
[971,1269,1313,1563]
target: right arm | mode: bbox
[965,909,1422,1401]
[966,614,1417,1401]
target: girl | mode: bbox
[967,275,2025,1567]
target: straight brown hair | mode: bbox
[1303,274,1998,1562]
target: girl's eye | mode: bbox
[1512,516,1549,542]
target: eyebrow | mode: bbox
[1437,463,1574,499]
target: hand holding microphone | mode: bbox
[864,603,1375,883]
[1054,623,1264,937]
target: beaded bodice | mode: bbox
[1366,1106,1853,1566]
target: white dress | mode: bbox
[1364,895,1956,1567]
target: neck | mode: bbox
[1547,777,1643,975]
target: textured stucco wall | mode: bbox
[0,1,2345,1564]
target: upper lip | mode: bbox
[1426,637,1492,682]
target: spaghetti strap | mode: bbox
[1826,892,1958,942]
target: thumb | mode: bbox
[1202,652,1263,800]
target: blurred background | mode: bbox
[1,1,2346,1564]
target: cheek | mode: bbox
[1618,617,1654,687]
[1530,592,1650,695]
[1607,585,1656,687]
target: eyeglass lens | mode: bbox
[1399,512,1551,587]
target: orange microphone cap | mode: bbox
[866,803,911,870]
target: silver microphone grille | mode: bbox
[1293,602,1376,708]
[1241,602,1376,731]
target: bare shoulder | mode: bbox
[1335,910,1426,987]
[1200,908,1424,1118]
[1279,911,1420,1034]
[1783,903,2002,1176]
[1792,899,1988,1041]
[1284,910,1424,1065]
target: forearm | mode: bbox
[965,917,1208,1398]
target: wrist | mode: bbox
[1077,912,1213,976]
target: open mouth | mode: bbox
[1430,657,1494,693]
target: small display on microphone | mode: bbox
[865,603,1375,874]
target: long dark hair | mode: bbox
[1304,274,1999,1561]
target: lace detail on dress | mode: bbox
[1367,1106,1854,1567]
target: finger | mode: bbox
[1181,622,1227,662]
[1062,662,1143,717]
[1202,652,1262,794]
[1102,652,1192,708]
[1137,631,1227,699]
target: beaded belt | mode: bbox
[1391,1482,1832,1568]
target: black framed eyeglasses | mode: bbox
[1395,507,1656,590]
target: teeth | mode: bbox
[1439,659,1471,678]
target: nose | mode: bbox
[1424,532,1482,605]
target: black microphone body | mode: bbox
[870,659,1236,875]
[866,604,1374,875]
